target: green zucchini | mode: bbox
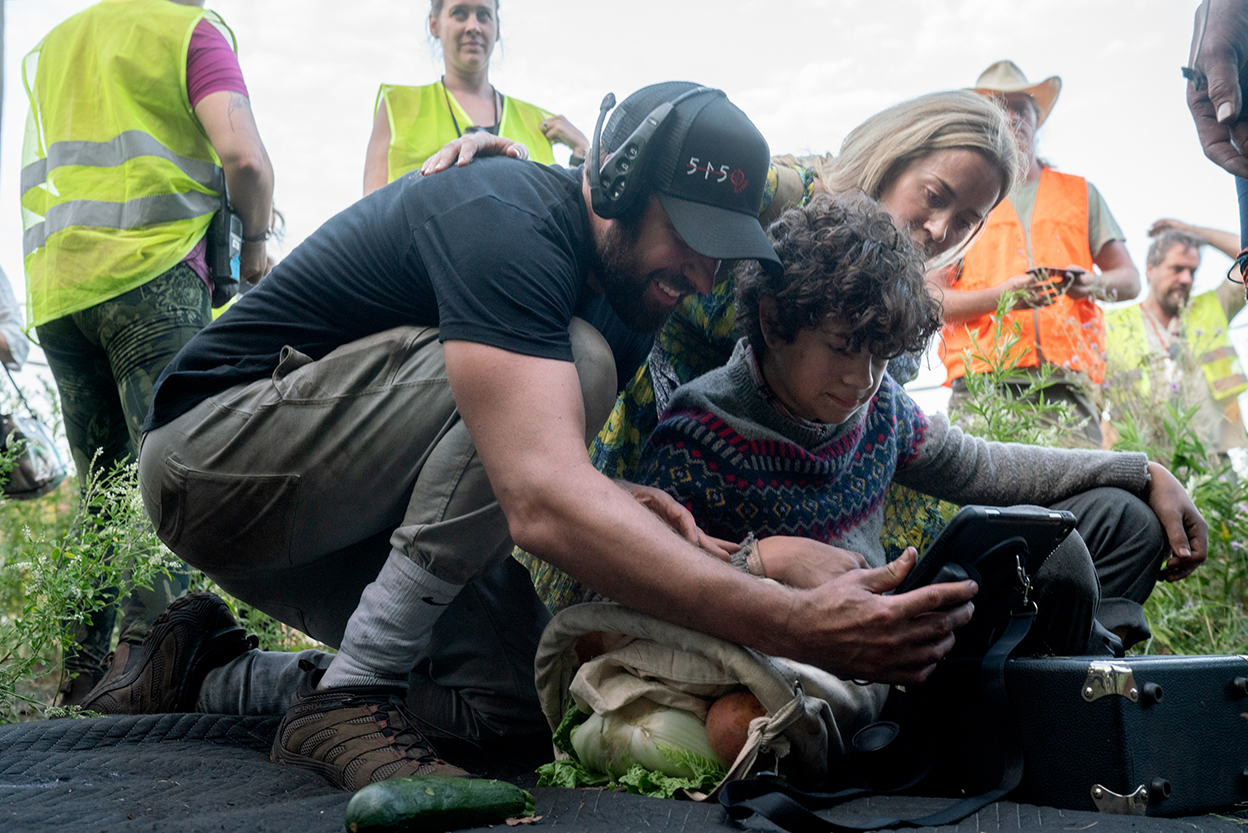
[344,775,536,832]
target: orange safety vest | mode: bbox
[940,169,1103,385]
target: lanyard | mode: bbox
[441,79,500,138]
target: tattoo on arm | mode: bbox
[226,93,251,132]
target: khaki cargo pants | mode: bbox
[139,321,616,739]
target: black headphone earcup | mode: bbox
[590,86,718,220]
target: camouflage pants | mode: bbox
[37,263,207,677]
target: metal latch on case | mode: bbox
[1082,661,1139,702]
[1090,784,1148,814]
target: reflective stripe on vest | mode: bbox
[1105,291,1248,402]
[380,81,556,183]
[21,0,230,327]
[940,169,1104,384]
[22,130,223,253]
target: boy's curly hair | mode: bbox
[736,193,942,359]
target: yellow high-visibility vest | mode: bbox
[21,0,233,327]
[378,81,556,183]
[1104,291,1248,402]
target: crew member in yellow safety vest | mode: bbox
[1104,223,1248,456]
[20,0,274,706]
[934,61,1141,447]
[362,0,589,195]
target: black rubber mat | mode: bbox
[1,715,1245,832]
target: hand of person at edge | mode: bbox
[1144,461,1209,581]
[780,548,977,684]
[540,115,590,159]
[756,536,868,588]
[615,481,738,560]
[1188,0,1248,177]
[420,133,529,176]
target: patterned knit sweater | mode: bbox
[634,340,1151,568]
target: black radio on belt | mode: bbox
[205,186,242,307]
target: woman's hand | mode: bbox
[420,133,529,176]
[755,536,869,589]
[615,481,737,560]
[999,272,1045,309]
[1143,461,1208,581]
[540,115,589,159]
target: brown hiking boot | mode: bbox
[81,592,254,714]
[56,670,99,708]
[271,662,469,791]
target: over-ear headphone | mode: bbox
[588,86,721,219]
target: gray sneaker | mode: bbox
[271,662,469,791]
[81,592,254,714]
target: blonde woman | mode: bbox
[591,89,1022,483]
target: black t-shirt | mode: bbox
[147,159,645,431]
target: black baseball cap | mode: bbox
[602,82,782,276]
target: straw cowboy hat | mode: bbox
[971,60,1062,126]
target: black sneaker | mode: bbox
[81,592,254,714]
[271,662,469,791]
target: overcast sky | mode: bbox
[0,0,1236,414]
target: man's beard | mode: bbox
[590,215,686,334]
[1159,286,1190,318]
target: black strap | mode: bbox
[2,363,36,418]
[719,611,1035,831]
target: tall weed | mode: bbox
[0,448,324,722]
[954,292,1248,655]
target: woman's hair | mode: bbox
[736,194,942,360]
[430,0,499,16]
[776,90,1022,265]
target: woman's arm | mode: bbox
[926,263,1037,324]
[363,101,392,196]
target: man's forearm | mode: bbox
[510,463,798,658]
[1197,225,1241,258]
[1096,265,1140,302]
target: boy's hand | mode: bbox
[779,548,977,684]
[1144,462,1208,581]
[755,536,867,588]
[616,481,736,560]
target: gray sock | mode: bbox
[197,648,332,715]
[320,550,463,690]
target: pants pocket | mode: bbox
[158,456,301,575]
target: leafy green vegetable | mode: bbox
[551,700,590,755]
[539,699,727,799]
[535,758,610,790]
[616,763,719,800]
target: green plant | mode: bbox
[1105,380,1248,655]
[952,295,1248,655]
[0,403,326,720]
[0,459,180,721]
[950,290,1090,448]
